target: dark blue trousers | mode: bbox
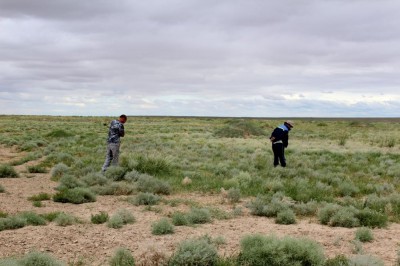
[272,143,286,167]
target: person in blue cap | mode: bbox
[269,121,294,167]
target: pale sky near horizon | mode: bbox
[1,0,400,117]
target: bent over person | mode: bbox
[269,121,293,167]
[102,114,127,172]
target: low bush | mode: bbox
[105,166,127,181]
[50,163,69,181]
[0,164,18,178]
[110,248,135,266]
[54,212,76,226]
[0,211,7,218]
[324,255,349,266]
[136,174,171,195]
[275,209,296,225]
[107,209,135,229]
[187,208,212,224]
[28,193,51,202]
[227,188,241,203]
[53,187,96,204]
[81,172,108,186]
[356,208,388,228]
[20,251,64,266]
[171,211,190,226]
[169,237,218,266]
[293,201,319,216]
[18,212,47,226]
[56,175,85,191]
[132,192,161,206]
[151,218,175,235]
[92,182,135,196]
[355,227,374,243]
[33,201,43,207]
[91,211,109,224]
[27,165,47,173]
[40,212,62,222]
[135,154,173,176]
[0,216,27,231]
[238,234,325,266]
[329,207,360,228]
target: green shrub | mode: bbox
[135,154,172,176]
[81,172,108,186]
[324,255,349,266]
[238,234,325,266]
[169,237,218,266]
[349,255,384,266]
[187,208,212,224]
[337,182,359,197]
[33,201,43,207]
[132,192,161,206]
[28,193,51,201]
[54,212,76,226]
[46,129,73,138]
[91,211,109,224]
[275,209,296,225]
[20,251,64,266]
[18,212,47,226]
[56,175,85,191]
[293,201,319,216]
[27,165,47,173]
[329,208,360,228]
[50,163,69,181]
[171,212,190,226]
[227,188,241,203]
[248,195,290,218]
[40,212,62,222]
[0,164,18,178]
[92,182,135,196]
[209,208,233,220]
[355,227,374,243]
[123,170,141,182]
[105,166,127,181]
[0,216,27,231]
[318,203,341,225]
[356,208,388,228]
[151,218,175,235]
[109,248,135,266]
[53,187,96,204]
[0,184,5,193]
[108,209,135,229]
[0,211,8,218]
[136,174,171,195]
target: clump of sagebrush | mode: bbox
[107,209,135,229]
[132,192,161,206]
[293,201,319,216]
[324,254,349,266]
[123,170,141,182]
[18,212,47,226]
[110,248,135,266]
[53,187,96,204]
[40,212,62,222]
[151,218,175,235]
[337,181,360,197]
[238,234,325,266]
[27,165,47,173]
[275,209,296,225]
[91,211,109,224]
[136,174,171,195]
[0,216,27,231]
[227,188,241,203]
[0,184,5,193]
[214,119,267,138]
[0,211,8,218]
[54,212,76,226]
[55,175,85,191]
[46,152,75,167]
[81,172,108,186]
[105,166,127,181]
[92,182,135,196]
[50,163,69,181]
[0,164,19,178]
[33,201,43,207]
[169,237,218,266]
[28,192,51,202]
[134,154,173,176]
[20,251,64,266]
[355,227,374,243]
[349,255,384,266]
[46,129,73,138]
[248,194,291,218]
[209,207,233,220]
[171,211,191,226]
[186,208,212,224]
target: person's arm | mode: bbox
[283,132,289,147]
[119,124,125,137]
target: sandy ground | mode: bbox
[0,146,399,265]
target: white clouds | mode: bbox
[0,0,399,116]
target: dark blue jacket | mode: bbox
[107,120,125,144]
[270,124,290,148]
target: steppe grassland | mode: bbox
[0,115,400,265]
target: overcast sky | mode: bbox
[1,0,399,117]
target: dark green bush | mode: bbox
[135,154,173,176]
[109,248,135,266]
[169,237,218,266]
[275,209,296,225]
[27,165,47,173]
[0,164,18,178]
[20,251,64,266]
[0,216,27,231]
[53,187,96,204]
[136,174,171,195]
[40,212,62,222]
[356,208,387,228]
[151,218,175,235]
[91,211,109,224]
[238,234,325,266]
[105,166,127,181]
[18,212,47,226]
[28,193,51,202]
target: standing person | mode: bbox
[269,121,294,167]
[102,114,127,172]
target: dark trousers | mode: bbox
[272,143,286,167]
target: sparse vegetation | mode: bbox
[28,192,51,202]
[107,209,135,229]
[355,227,374,242]
[54,212,76,226]
[0,164,18,178]
[91,211,109,224]
[109,248,135,266]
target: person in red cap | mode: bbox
[269,121,294,167]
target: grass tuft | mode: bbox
[151,218,175,235]
[91,211,109,224]
[0,164,19,178]
[169,237,218,266]
[109,248,135,266]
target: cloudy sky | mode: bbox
[1,0,399,117]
